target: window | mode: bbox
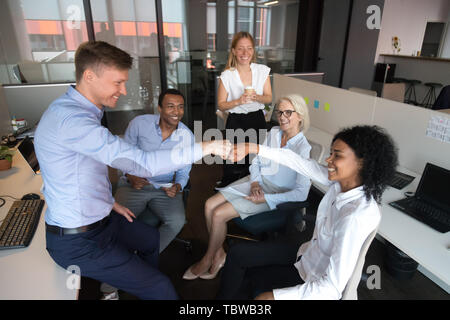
[0,0,88,84]
[90,0,161,119]
[207,2,217,51]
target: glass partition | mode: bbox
[90,0,162,134]
[0,0,88,85]
[158,0,300,131]
[1,0,301,134]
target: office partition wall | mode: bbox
[273,73,450,174]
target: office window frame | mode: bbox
[0,0,169,88]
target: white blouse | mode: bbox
[258,145,381,300]
[219,63,270,114]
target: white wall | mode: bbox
[375,0,450,60]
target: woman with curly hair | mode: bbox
[217,125,398,300]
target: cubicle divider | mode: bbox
[273,74,450,174]
[273,73,377,137]
[372,98,450,174]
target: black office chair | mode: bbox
[432,85,450,110]
[421,82,442,109]
[404,79,421,105]
[173,179,193,252]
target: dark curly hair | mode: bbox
[332,125,398,203]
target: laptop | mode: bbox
[389,163,450,233]
[388,171,415,189]
[18,136,40,175]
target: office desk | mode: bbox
[305,126,450,294]
[0,151,78,299]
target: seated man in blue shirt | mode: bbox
[115,89,192,253]
[34,41,231,300]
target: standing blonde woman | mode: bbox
[183,95,311,280]
[216,31,273,187]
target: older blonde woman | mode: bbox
[183,94,312,280]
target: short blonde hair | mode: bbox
[277,94,310,133]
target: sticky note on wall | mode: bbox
[324,103,330,112]
[304,97,309,105]
[314,100,319,109]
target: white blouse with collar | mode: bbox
[258,145,381,300]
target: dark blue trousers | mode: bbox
[216,240,303,299]
[46,211,178,300]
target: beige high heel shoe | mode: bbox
[199,254,227,280]
[182,263,207,280]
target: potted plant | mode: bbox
[0,146,14,171]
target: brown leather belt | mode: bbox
[46,215,110,236]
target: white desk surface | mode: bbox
[0,151,78,300]
[305,126,450,294]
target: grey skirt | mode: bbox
[219,176,290,220]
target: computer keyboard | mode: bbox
[0,199,44,250]
[390,198,450,233]
[388,171,415,189]
[407,198,450,226]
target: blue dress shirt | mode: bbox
[35,86,202,228]
[122,114,193,189]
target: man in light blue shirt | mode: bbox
[115,89,193,253]
[34,41,231,300]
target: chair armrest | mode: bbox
[182,180,191,206]
[303,214,316,223]
[276,201,309,212]
[276,201,310,233]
